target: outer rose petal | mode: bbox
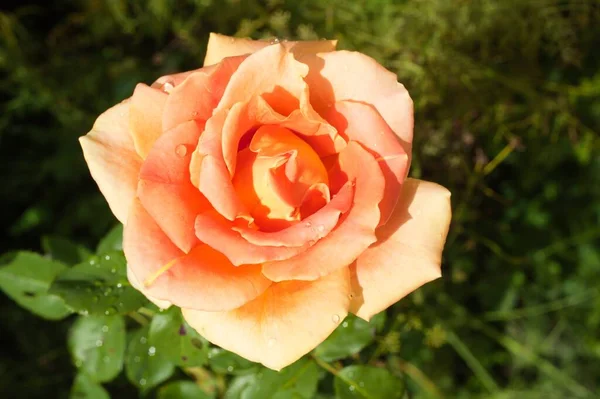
[204,32,337,66]
[300,51,414,154]
[350,178,452,320]
[124,199,271,311]
[127,267,171,310]
[138,120,209,253]
[323,101,409,225]
[129,83,168,159]
[182,267,351,371]
[79,101,141,224]
[261,142,385,281]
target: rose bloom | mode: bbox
[80,33,451,370]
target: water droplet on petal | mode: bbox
[161,81,174,93]
[175,144,188,157]
[305,221,312,227]
[316,224,325,233]
[332,314,340,323]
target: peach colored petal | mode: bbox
[323,101,409,225]
[138,120,209,252]
[300,51,414,154]
[79,101,141,224]
[261,141,385,281]
[182,267,351,371]
[233,181,353,247]
[129,83,168,159]
[124,199,271,312]
[194,211,310,265]
[162,56,247,132]
[350,178,452,320]
[216,44,308,114]
[204,32,337,66]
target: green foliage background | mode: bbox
[1,0,599,398]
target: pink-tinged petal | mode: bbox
[204,32,337,66]
[350,178,452,320]
[262,141,385,281]
[162,56,247,132]
[192,110,250,220]
[124,199,271,312]
[129,83,168,159]
[300,51,414,154]
[233,181,353,247]
[79,101,141,224]
[323,101,409,225]
[138,120,209,252]
[194,211,309,265]
[182,267,351,371]
[217,44,309,115]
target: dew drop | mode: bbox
[270,37,280,44]
[102,325,109,333]
[332,314,340,323]
[359,381,365,387]
[305,221,312,227]
[139,336,147,344]
[316,224,325,233]
[349,386,356,392]
[139,378,147,386]
[267,338,277,347]
[161,81,174,93]
[227,365,234,372]
[175,144,188,157]
[148,346,156,356]
[75,360,83,367]
[342,321,349,328]
[116,283,123,288]
[95,340,103,347]
[104,255,111,260]
[191,111,198,117]
[89,259,96,265]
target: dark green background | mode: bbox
[1,0,599,398]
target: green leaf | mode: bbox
[225,359,320,399]
[334,366,405,399]
[148,307,209,367]
[70,373,110,399]
[0,251,71,319]
[158,381,212,399]
[42,235,92,265]
[314,314,377,362]
[96,225,123,254]
[49,251,147,315]
[208,347,258,375]
[125,326,175,391]
[68,315,126,383]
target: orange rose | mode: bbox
[80,33,451,370]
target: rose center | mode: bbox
[232,125,329,232]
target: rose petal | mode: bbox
[323,101,409,225]
[194,211,309,265]
[162,56,247,132]
[127,267,171,310]
[124,199,271,312]
[233,181,353,247]
[300,51,414,154]
[182,267,351,371]
[261,141,385,281]
[138,120,209,252]
[204,32,337,66]
[350,178,452,320]
[129,83,168,159]
[79,101,141,224]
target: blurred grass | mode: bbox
[1,0,599,398]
